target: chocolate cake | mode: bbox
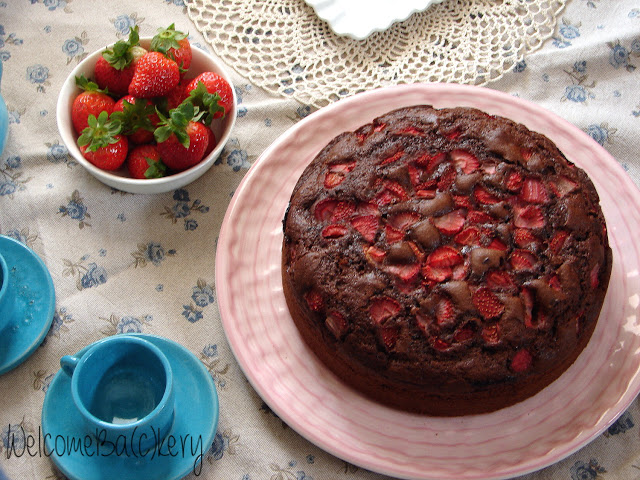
[281,105,612,416]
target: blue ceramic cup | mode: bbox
[60,335,175,454]
[0,252,15,331]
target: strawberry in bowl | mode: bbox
[57,24,236,195]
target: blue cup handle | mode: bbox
[60,355,79,377]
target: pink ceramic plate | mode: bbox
[216,84,640,480]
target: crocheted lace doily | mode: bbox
[186,0,566,107]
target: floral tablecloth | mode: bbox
[1,1,640,480]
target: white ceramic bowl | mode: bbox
[57,37,237,194]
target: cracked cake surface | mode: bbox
[281,105,612,416]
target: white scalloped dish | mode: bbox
[304,0,446,40]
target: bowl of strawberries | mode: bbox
[57,24,237,194]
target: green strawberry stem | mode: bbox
[143,156,167,179]
[151,23,188,56]
[111,98,156,135]
[102,26,141,70]
[154,101,204,149]
[77,111,123,152]
[75,74,109,94]
[185,81,225,124]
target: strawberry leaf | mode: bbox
[154,102,202,148]
[77,111,123,152]
[185,81,225,124]
[143,156,167,179]
[102,26,140,70]
[151,23,188,56]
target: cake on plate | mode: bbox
[281,105,612,416]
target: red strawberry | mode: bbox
[166,77,191,110]
[304,289,324,311]
[520,178,548,204]
[380,150,404,165]
[324,171,345,189]
[350,215,379,242]
[416,151,446,173]
[385,224,405,244]
[486,270,515,290]
[472,287,504,319]
[432,209,466,235]
[506,171,523,192]
[513,205,545,229]
[513,228,538,249]
[549,230,569,254]
[436,298,456,326]
[77,111,128,171]
[94,26,145,96]
[186,71,234,120]
[154,102,210,171]
[474,185,500,204]
[510,349,533,373]
[321,224,348,238]
[510,249,537,271]
[450,149,480,174]
[128,51,180,98]
[549,176,578,197]
[379,326,399,351]
[369,297,401,324]
[388,211,421,230]
[454,226,481,245]
[481,324,501,345]
[111,95,159,144]
[127,144,167,179]
[151,23,192,73]
[437,165,457,191]
[325,311,348,339]
[71,75,115,135]
[365,245,387,263]
[427,246,463,268]
[387,263,421,283]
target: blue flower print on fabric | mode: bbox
[46,141,71,165]
[33,370,55,393]
[182,279,214,323]
[562,61,595,104]
[199,343,230,388]
[0,26,23,62]
[0,156,30,197]
[31,0,71,12]
[217,138,252,171]
[164,0,186,7]
[58,190,90,228]
[608,39,640,72]
[112,14,143,38]
[569,459,606,480]
[26,64,50,93]
[606,411,634,435]
[101,314,152,336]
[62,32,88,64]
[46,308,73,340]
[131,242,176,268]
[513,60,527,73]
[62,254,107,290]
[553,19,581,48]
[585,123,616,146]
[160,188,209,230]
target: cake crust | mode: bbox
[281,105,612,416]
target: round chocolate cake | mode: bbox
[281,105,612,416]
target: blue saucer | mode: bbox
[41,334,219,480]
[0,235,56,375]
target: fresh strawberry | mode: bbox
[151,24,192,73]
[128,51,180,99]
[474,185,500,204]
[94,26,145,96]
[486,270,515,290]
[154,102,209,171]
[166,77,191,110]
[71,75,115,135]
[472,287,504,319]
[111,95,159,144]
[77,111,128,171]
[454,226,480,245]
[186,71,234,120]
[385,224,405,244]
[127,144,167,179]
